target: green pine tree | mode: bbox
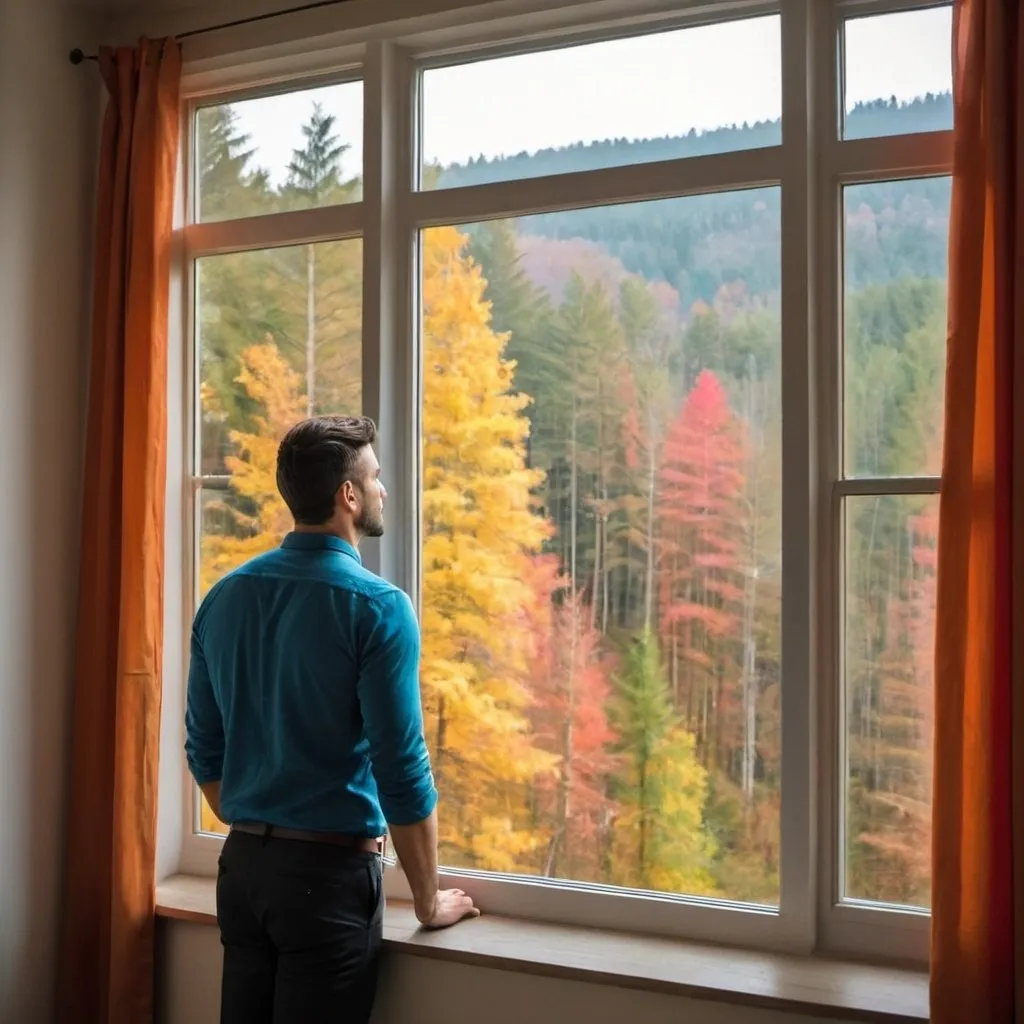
[610,630,716,895]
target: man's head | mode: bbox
[276,415,386,541]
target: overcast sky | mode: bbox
[224,6,952,186]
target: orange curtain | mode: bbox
[57,39,181,1024]
[931,1,1022,1021]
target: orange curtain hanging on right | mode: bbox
[931,1,1022,1021]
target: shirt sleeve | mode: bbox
[357,589,438,826]
[184,625,225,785]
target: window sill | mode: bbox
[156,875,928,1022]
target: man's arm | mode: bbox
[357,589,478,929]
[199,781,223,822]
[185,625,225,819]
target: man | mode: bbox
[185,414,478,1024]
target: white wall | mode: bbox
[0,1,96,1020]
[156,920,862,1024]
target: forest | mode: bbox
[195,94,945,909]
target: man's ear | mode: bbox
[338,479,358,510]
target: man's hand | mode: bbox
[416,888,480,930]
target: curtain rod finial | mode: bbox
[69,48,87,64]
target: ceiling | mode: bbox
[65,0,211,13]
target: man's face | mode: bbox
[353,446,386,539]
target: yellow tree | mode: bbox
[200,339,305,595]
[421,225,557,872]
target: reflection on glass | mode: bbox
[421,17,781,189]
[844,494,937,909]
[196,240,363,478]
[843,177,950,478]
[419,189,782,904]
[195,80,363,222]
[843,6,952,140]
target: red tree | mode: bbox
[519,555,619,883]
[656,370,747,770]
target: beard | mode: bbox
[356,503,384,539]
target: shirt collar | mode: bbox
[281,532,362,564]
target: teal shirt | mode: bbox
[185,533,437,834]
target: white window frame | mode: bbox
[161,0,953,966]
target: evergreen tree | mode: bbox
[610,631,715,894]
[279,104,361,415]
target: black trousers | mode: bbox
[217,829,384,1024]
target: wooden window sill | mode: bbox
[156,874,927,1023]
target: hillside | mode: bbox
[439,95,952,310]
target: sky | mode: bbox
[224,5,953,189]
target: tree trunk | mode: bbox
[434,696,447,787]
[570,394,578,591]
[601,480,610,635]
[643,406,657,632]
[305,244,317,417]
[551,601,577,879]
[591,419,603,632]
[741,374,762,803]
[637,758,648,887]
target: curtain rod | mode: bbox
[69,0,359,64]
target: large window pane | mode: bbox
[193,238,362,837]
[843,494,937,909]
[842,6,952,140]
[195,81,363,222]
[196,240,363,477]
[420,17,781,190]
[843,177,951,478]
[419,189,781,905]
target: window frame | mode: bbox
[164,0,953,966]
[817,0,950,962]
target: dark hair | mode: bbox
[276,415,377,525]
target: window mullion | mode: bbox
[184,203,365,260]
[405,147,786,228]
[834,476,942,497]
[815,0,845,955]
[361,39,417,593]
[777,0,820,955]
[831,131,953,183]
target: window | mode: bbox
[842,6,953,140]
[187,85,364,836]
[420,195,782,906]
[174,0,953,962]
[420,16,782,188]
[195,81,363,221]
[840,176,948,909]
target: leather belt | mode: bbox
[231,821,385,855]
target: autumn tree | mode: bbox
[657,370,746,768]
[521,555,619,882]
[420,225,556,872]
[200,340,306,595]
